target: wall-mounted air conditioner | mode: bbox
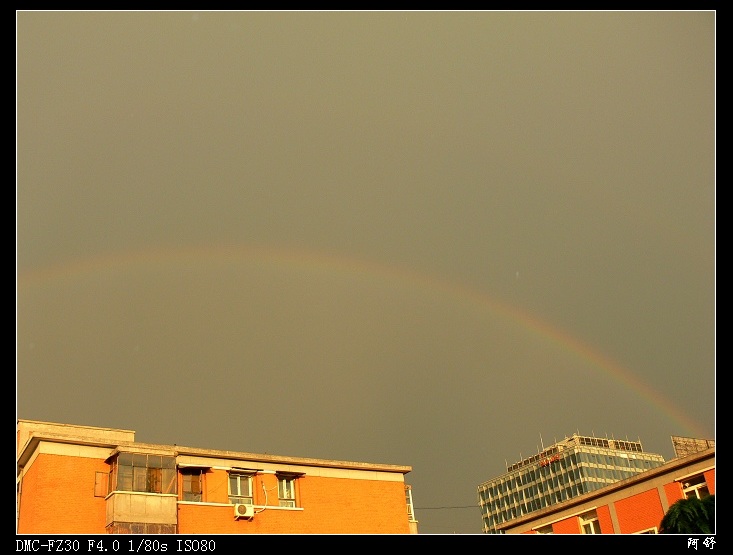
[234,503,254,519]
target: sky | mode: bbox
[16,11,715,534]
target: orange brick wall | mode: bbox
[552,517,580,534]
[18,453,108,534]
[19,456,411,534]
[542,506,613,535]
[541,469,717,536]
[663,468,716,506]
[177,471,410,534]
[613,488,665,533]
[663,481,684,506]
[704,469,715,494]
[597,505,613,533]
[201,469,230,504]
[286,475,410,534]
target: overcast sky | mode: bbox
[16,11,715,534]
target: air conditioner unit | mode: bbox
[234,503,254,519]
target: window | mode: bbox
[579,510,601,534]
[278,475,297,507]
[109,453,176,494]
[535,524,553,534]
[181,469,204,502]
[229,472,253,505]
[405,485,416,521]
[682,474,710,499]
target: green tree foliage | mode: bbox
[659,495,715,534]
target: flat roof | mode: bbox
[16,419,412,474]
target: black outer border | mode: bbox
[14,533,719,551]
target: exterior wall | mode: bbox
[19,461,413,534]
[662,482,685,512]
[597,505,613,533]
[705,469,715,494]
[18,453,108,534]
[275,476,410,534]
[552,517,580,534]
[17,420,416,534]
[614,488,665,534]
[177,475,410,534]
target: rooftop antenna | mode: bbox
[540,433,544,451]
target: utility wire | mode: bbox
[415,505,478,509]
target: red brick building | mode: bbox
[495,440,714,534]
[16,420,419,534]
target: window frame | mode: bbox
[535,524,554,534]
[108,452,176,495]
[682,474,710,499]
[180,468,205,502]
[579,510,601,534]
[635,527,658,534]
[277,473,300,508]
[405,485,416,521]
[228,471,254,505]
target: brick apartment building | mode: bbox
[16,419,419,534]
[491,436,715,534]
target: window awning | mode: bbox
[177,464,212,469]
[276,470,306,477]
[229,467,260,474]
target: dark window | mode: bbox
[181,469,204,502]
[682,474,710,499]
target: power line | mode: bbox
[415,505,478,510]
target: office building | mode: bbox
[495,436,715,534]
[477,433,667,533]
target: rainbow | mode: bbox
[17,243,709,437]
